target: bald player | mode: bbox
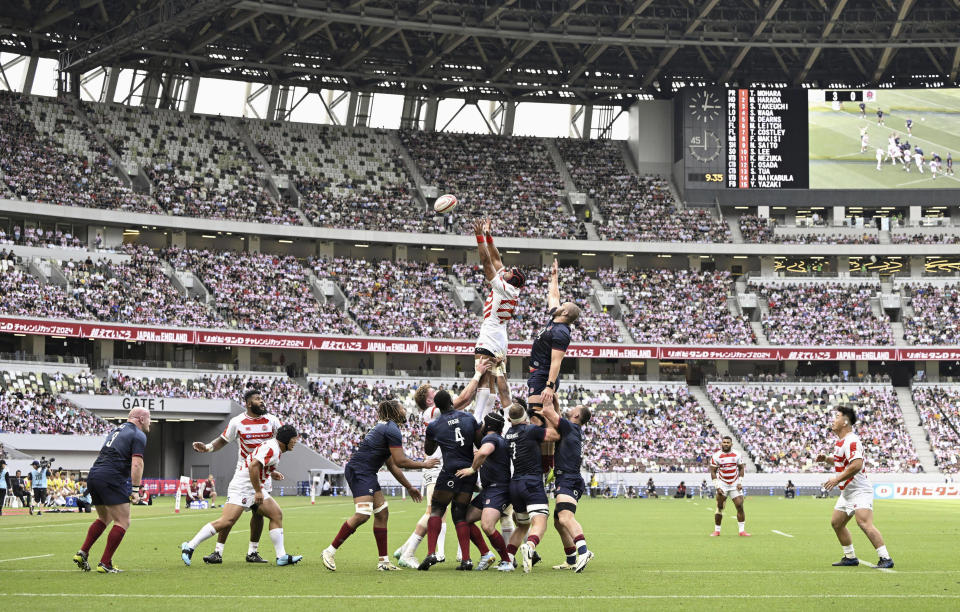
[73,408,151,573]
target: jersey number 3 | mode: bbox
[104,430,121,447]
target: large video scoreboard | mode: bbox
[681,87,808,189]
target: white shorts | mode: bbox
[834,488,873,515]
[475,322,507,357]
[423,468,441,487]
[226,474,272,510]
[716,482,744,500]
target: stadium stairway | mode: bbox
[891,321,907,345]
[894,386,939,473]
[689,385,757,472]
[387,131,428,207]
[546,139,578,193]
[66,97,138,191]
[228,117,285,205]
[725,213,744,243]
[750,322,770,346]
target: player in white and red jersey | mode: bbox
[817,405,894,569]
[182,425,302,567]
[709,436,749,537]
[471,217,525,422]
[191,387,281,564]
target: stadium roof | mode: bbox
[2,0,959,104]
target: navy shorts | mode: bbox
[510,476,548,513]
[87,477,129,506]
[32,488,48,504]
[555,473,586,501]
[470,484,511,514]
[435,468,477,495]
[344,465,380,498]
[527,369,558,398]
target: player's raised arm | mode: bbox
[193,437,228,453]
[541,399,560,430]
[451,361,491,410]
[482,217,505,273]
[547,258,560,310]
[540,347,566,409]
[473,218,496,280]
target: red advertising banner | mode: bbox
[0,316,81,337]
[660,347,780,361]
[897,349,960,361]
[777,348,897,361]
[196,330,312,349]
[80,323,195,344]
[142,479,182,495]
[312,338,424,353]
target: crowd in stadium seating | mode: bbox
[451,262,622,343]
[751,282,892,345]
[313,256,473,338]
[0,93,158,213]
[399,131,581,239]
[738,215,879,244]
[61,247,217,326]
[0,260,93,320]
[903,284,960,345]
[92,104,298,224]
[0,226,86,249]
[599,268,754,344]
[297,183,442,233]
[557,139,729,243]
[911,386,960,473]
[890,233,960,244]
[0,392,111,435]
[709,385,920,472]
[165,248,357,334]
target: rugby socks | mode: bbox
[373,527,388,558]
[564,546,577,565]
[469,524,490,556]
[455,522,472,561]
[475,388,491,420]
[101,525,126,566]
[248,541,259,555]
[488,530,509,561]
[269,527,285,558]
[714,522,722,532]
[81,519,107,553]
[876,545,889,559]
[214,542,224,555]
[437,520,447,558]
[500,516,514,544]
[842,544,856,559]
[426,515,442,554]
[738,522,746,533]
[330,521,356,549]
[574,534,588,556]
[507,543,518,556]
[188,523,217,549]
[401,532,422,558]
[526,534,540,550]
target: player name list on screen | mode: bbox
[726,89,809,189]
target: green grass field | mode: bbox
[809,89,960,189]
[2,495,959,611]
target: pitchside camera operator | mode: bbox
[29,456,54,516]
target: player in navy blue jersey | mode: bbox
[541,401,594,572]
[418,389,483,571]
[505,403,560,573]
[527,258,580,480]
[323,399,438,571]
[455,412,514,571]
[73,408,150,573]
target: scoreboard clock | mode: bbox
[681,88,727,188]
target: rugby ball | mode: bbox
[434,194,458,214]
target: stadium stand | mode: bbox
[598,268,754,344]
[902,283,960,345]
[0,92,158,213]
[90,103,298,224]
[750,281,893,345]
[0,258,93,320]
[0,369,109,435]
[910,386,960,473]
[708,385,919,473]
[0,226,85,249]
[738,215,879,244]
[399,130,578,239]
[557,138,729,243]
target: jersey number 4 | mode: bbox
[454,427,465,447]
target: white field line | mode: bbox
[771,530,794,538]
[0,593,954,600]
[0,554,54,563]
[860,560,898,574]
